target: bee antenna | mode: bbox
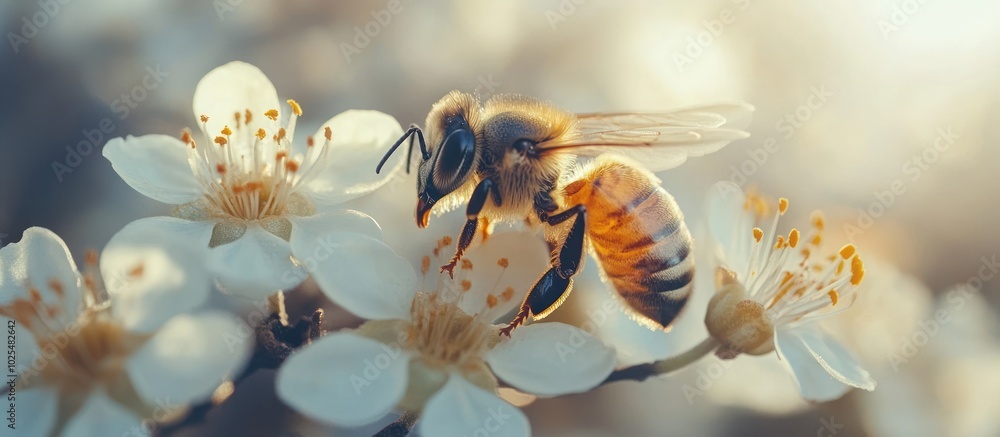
[376,124,429,175]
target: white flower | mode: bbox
[702,182,876,401]
[103,61,405,298]
[0,227,252,437]
[276,232,616,436]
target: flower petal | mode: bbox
[300,232,418,320]
[706,181,753,275]
[192,61,280,146]
[16,388,58,436]
[419,375,530,437]
[101,221,212,333]
[276,332,410,427]
[103,134,204,205]
[302,110,405,206]
[774,326,876,401]
[60,390,145,437]
[209,224,304,298]
[287,209,383,249]
[127,311,252,406]
[0,227,82,326]
[487,322,616,396]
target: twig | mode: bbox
[373,411,420,437]
[601,337,719,385]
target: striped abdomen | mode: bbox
[562,156,693,329]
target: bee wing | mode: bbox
[538,102,754,172]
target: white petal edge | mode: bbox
[287,209,383,249]
[276,332,411,427]
[302,110,405,206]
[103,134,204,205]
[487,322,616,396]
[192,61,280,149]
[127,311,252,406]
[774,326,876,402]
[16,388,59,437]
[209,223,303,299]
[0,227,82,325]
[300,232,418,321]
[101,221,212,333]
[60,390,146,437]
[419,375,530,437]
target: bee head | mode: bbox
[416,114,477,228]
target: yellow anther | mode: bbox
[753,227,764,243]
[324,126,332,141]
[287,99,302,116]
[245,109,253,125]
[461,259,473,270]
[285,160,300,172]
[265,109,279,120]
[850,255,865,285]
[277,128,287,142]
[127,263,144,278]
[498,258,509,268]
[839,244,856,259]
[501,287,515,302]
[200,114,209,123]
[775,236,785,249]
[486,294,498,308]
[811,211,825,231]
[255,128,266,140]
[221,125,232,136]
[461,280,472,292]
[828,290,839,306]
[214,136,228,146]
[307,136,315,147]
[180,130,193,145]
[811,234,822,246]
[788,229,800,248]
[442,236,453,246]
[778,198,789,215]
[216,164,226,174]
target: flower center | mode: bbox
[407,291,494,368]
[180,101,330,221]
[0,257,145,392]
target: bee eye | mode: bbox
[434,128,476,187]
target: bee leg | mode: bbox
[500,205,587,337]
[441,178,500,278]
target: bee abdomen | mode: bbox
[573,159,694,330]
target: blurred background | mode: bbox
[2,1,999,436]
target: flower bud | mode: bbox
[704,267,775,357]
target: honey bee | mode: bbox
[376,92,753,335]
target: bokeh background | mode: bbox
[2,1,999,436]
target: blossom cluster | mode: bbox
[4,62,880,436]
